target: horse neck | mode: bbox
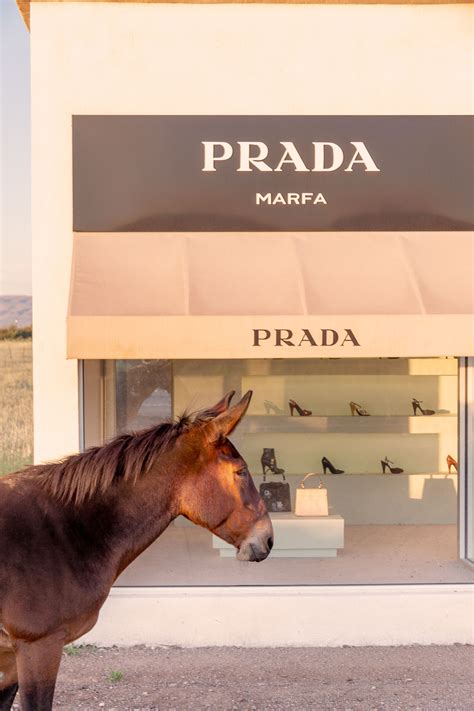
[108,455,181,575]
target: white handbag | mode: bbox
[294,473,329,516]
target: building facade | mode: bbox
[21,0,473,645]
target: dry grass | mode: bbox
[0,339,33,475]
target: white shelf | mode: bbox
[253,471,458,478]
[242,414,456,435]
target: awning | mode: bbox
[68,232,474,358]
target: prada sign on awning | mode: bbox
[73,116,473,232]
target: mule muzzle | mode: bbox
[237,515,274,562]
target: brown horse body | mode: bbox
[0,391,272,710]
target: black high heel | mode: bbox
[322,457,344,475]
[289,399,312,416]
[412,398,435,416]
[349,401,370,416]
[381,456,404,474]
[261,448,286,481]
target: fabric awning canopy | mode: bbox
[68,232,474,358]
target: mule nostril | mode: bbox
[267,536,274,551]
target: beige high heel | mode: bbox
[349,401,370,416]
[264,400,284,415]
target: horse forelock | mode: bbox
[31,409,213,507]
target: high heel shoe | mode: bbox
[289,399,312,416]
[381,456,404,474]
[412,398,435,416]
[349,401,370,416]
[322,456,344,475]
[447,455,458,474]
[261,448,286,481]
[264,400,284,415]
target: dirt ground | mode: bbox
[11,644,473,711]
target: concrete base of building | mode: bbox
[80,584,473,647]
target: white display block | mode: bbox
[212,513,344,558]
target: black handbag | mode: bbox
[259,481,292,513]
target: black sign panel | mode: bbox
[73,116,473,231]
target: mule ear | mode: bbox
[204,390,252,440]
[199,390,235,419]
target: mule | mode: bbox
[0,390,273,710]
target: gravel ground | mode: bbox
[11,644,473,711]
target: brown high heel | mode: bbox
[412,398,435,416]
[349,401,370,416]
[447,455,458,474]
[381,457,404,474]
[288,399,312,416]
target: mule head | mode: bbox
[177,391,273,562]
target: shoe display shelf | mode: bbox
[239,358,457,476]
[171,358,458,524]
[242,414,456,434]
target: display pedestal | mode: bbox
[212,513,344,558]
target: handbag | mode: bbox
[295,473,329,516]
[259,481,292,513]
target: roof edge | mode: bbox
[16,0,469,33]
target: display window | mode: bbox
[460,357,474,563]
[82,357,471,585]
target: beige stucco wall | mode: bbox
[31,2,473,463]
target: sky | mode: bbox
[0,0,31,295]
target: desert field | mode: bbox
[0,339,33,475]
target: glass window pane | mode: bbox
[108,360,172,437]
[466,357,474,561]
[84,357,470,586]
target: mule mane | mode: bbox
[33,410,213,506]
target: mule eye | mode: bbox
[236,468,248,478]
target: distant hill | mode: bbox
[0,295,32,328]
